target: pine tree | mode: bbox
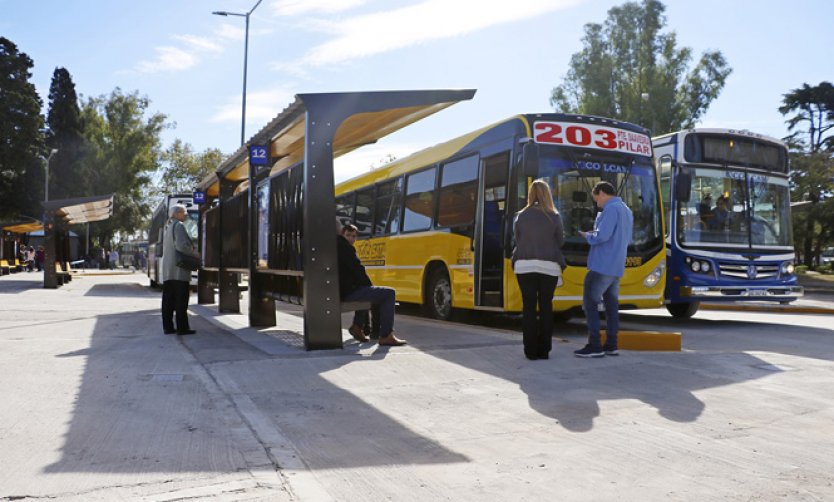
[46,67,88,200]
[0,37,45,219]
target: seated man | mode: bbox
[337,223,406,346]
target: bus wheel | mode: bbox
[666,302,699,318]
[425,268,453,320]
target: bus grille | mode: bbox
[719,262,779,280]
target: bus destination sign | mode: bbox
[533,121,652,156]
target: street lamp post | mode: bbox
[212,0,263,147]
[44,148,58,202]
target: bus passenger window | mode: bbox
[336,193,355,228]
[374,179,403,236]
[355,188,375,237]
[403,168,437,232]
[437,155,478,228]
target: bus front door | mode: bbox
[475,153,510,308]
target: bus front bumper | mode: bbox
[680,285,804,299]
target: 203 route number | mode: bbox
[533,121,651,156]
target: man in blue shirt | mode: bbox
[575,181,633,358]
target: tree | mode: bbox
[157,139,223,195]
[0,37,44,220]
[779,82,834,153]
[550,0,731,135]
[80,88,168,247]
[779,82,834,267]
[46,67,89,200]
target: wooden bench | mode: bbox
[55,262,71,285]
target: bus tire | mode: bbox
[666,301,699,318]
[424,267,453,321]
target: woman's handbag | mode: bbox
[172,222,200,271]
[176,251,200,271]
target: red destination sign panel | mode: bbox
[533,121,652,156]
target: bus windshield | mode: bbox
[535,149,662,258]
[678,168,792,248]
[183,211,199,240]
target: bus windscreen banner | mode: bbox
[533,121,651,157]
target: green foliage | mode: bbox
[46,67,89,200]
[795,265,808,274]
[0,37,45,219]
[780,82,834,268]
[779,81,834,153]
[550,0,731,135]
[79,88,169,246]
[157,139,224,195]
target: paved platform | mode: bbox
[1,271,833,501]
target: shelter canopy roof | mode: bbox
[197,89,477,197]
[1,215,43,233]
[43,194,114,225]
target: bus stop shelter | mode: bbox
[196,89,476,350]
[42,194,113,288]
[1,217,43,266]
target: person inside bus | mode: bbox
[337,222,407,346]
[161,204,198,335]
[710,195,731,231]
[512,179,566,361]
[697,194,714,229]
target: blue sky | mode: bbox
[2,0,831,182]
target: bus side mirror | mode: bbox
[675,167,692,203]
[521,140,539,178]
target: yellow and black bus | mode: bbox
[335,113,666,320]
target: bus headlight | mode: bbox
[781,261,795,275]
[685,257,712,274]
[644,260,665,288]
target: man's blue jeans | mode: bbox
[344,285,396,337]
[582,271,620,349]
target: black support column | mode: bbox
[197,196,215,304]
[248,149,276,327]
[43,214,57,289]
[217,174,240,313]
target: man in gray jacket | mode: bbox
[161,204,198,335]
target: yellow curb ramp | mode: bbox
[701,304,834,315]
[601,330,682,351]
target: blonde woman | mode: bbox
[512,179,566,360]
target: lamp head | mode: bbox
[212,11,228,16]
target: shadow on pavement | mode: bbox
[382,307,832,433]
[44,291,468,474]
[0,278,43,294]
[84,282,158,297]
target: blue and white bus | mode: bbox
[653,129,803,318]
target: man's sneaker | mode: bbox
[574,344,605,358]
[603,345,619,356]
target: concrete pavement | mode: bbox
[2,271,833,501]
